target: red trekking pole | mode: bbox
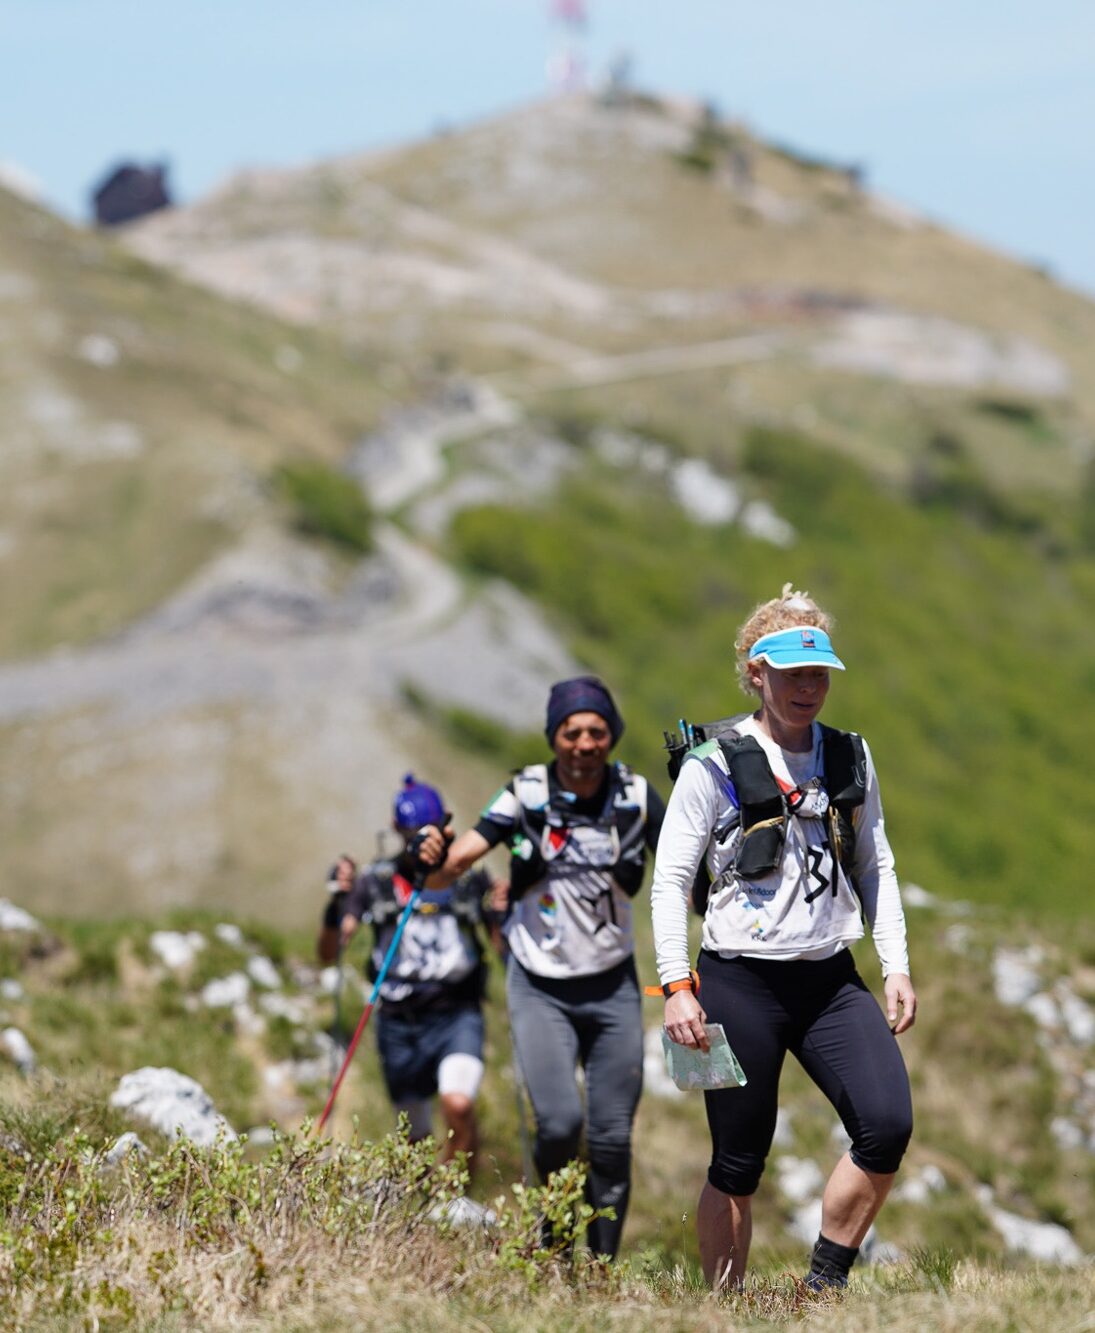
[314,874,424,1135]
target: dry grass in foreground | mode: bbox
[0,1103,1089,1333]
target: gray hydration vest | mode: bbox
[507,761,650,901]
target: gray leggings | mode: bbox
[506,956,643,1258]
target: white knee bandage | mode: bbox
[437,1053,484,1101]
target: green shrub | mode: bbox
[273,460,372,553]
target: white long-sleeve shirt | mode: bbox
[651,717,909,985]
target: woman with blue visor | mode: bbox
[651,584,916,1293]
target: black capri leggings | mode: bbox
[697,949,912,1197]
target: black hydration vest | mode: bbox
[664,714,867,915]
[507,761,650,901]
[361,860,486,980]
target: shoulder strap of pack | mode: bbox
[512,763,550,823]
[609,762,649,858]
[364,862,402,928]
[718,733,788,879]
[818,724,867,888]
[614,761,646,814]
[818,724,867,809]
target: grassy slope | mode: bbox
[370,97,1095,412]
[148,97,1095,510]
[447,428,1095,918]
[0,189,390,659]
[0,905,1091,1329]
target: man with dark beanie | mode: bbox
[413,676,665,1259]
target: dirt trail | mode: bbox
[0,381,568,733]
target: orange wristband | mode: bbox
[643,969,699,998]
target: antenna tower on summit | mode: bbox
[547,0,589,91]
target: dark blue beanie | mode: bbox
[544,676,624,746]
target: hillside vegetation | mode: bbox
[113,91,1095,921]
[0,188,394,662]
[1,90,1094,1322]
[0,898,1091,1328]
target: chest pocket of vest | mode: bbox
[719,737,788,880]
[538,818,620,869]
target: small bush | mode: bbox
[273,460,372,554]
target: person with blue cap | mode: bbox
[412,676,666,1260]
[651,584,916,1293]
[334,775,504,1179]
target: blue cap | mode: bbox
[747,625,846,671]
[392,774,446,830]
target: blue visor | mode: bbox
[747,625,845,671]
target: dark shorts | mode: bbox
[375,1004,484,1104]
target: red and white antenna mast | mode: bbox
[547,0,589,91]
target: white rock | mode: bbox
[0,979,24,1001]
[77,334,120,368]
[1023,992,1061,1032]
[642,1025,684,1100]
[895,1163,947,1204]
[993,948,1043,1007]
[259,993,309,1024]
[1056,986,1095,1046]
[104,1131,148,1164]
[830,1121,853,1150]
[200,973,251,1008]
[739,499,795,547]
[263,1062,293,1090]
[246,956,282,990]
[232,1002,265,1036]
[245,1125,276,1146]
[900,882,936,909]
[787,1197,823,1245]
[671,458,740,525]
[866,1239,903,1265]
[311,1030,340,1058]
[149,930,206,972]
[0,900,40,933]
[111,1067,235,1146]
[214,923,245,948]
[977,1187,1084,1264]
[771,1107,794,1149]
[943,923,972,954]
[290,1057,330,1087]
[0,1027,36,1073]
[428,1196,497,1228]
[1050,1116,1085,1151]
[775,1155,826,1204]
[319,966,343,995]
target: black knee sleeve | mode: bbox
[848,1106,913,1176]
[707,1150,764,1198]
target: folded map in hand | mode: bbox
[661,1023,747,1091]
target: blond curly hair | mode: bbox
[734,583,835,697]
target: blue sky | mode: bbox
[4,0,1094,293]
